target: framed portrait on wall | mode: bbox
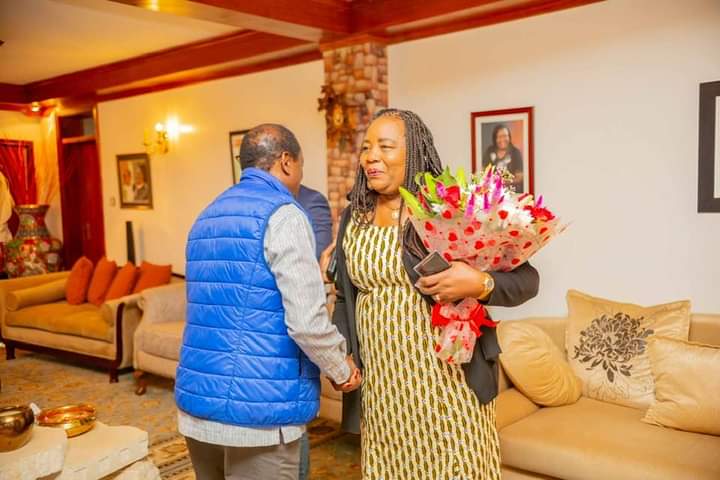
[698,81,720,213]
[116,153,153,209]
[471,107,534,195]
[229,129,249,184]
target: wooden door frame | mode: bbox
[56,107,106,264]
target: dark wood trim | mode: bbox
[26,31,310,102]
[352,0,505,32]
[0,139,34,150]
[61,135,96,145]
[384,0,604,44]
[471,106,534,196]
[0,103,31,114]
[2,301,129,382]
[94,49,321,103]
[319,34,389,52]
[0,83,28,104]
[698,81,720,213]
[110,0,351,41]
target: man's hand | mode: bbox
[331,355,362,392]
[319,242,336,283]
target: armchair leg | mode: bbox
[109,366,119,383]
[134,370,148,395]
[5,343,15,360]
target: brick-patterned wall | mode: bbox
[323,41,388,230]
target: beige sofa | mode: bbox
[496,314,720,480]
[132,281,343,422]
[0,271,143,382]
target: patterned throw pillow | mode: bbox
[565,290,690,409]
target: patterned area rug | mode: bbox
[0,349,361,479]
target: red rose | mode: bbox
[445,185,461,208]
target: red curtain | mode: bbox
[0,140,37,235]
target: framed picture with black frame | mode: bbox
[229,129,249,185]
[698,81,720,213]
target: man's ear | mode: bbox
[279,152,293,175]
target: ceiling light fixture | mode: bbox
[30,102,41,113]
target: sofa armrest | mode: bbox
[496,387,540,431]
[101,293,143,328]
[137,283,186,325]
[1,272,71,334]
[0,272,70,296]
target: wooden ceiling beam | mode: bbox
[0,83,29,104]
[108,0,351,42]
[351,0,506,33]
[24,31,310,102]
[383,0,605,43]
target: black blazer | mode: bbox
[332,208,540,434]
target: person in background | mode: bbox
[132,164,151,202]
[119,162,134,203]
[482,124,524,193]
[297,185,333,259]
[295,183,332,480]
[176,124,361,480]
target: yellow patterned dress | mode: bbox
[344,221,501,480]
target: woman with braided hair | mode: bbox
[329,108,539,479]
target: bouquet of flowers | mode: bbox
[400,166,566,364]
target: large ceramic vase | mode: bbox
[3,205,63,278]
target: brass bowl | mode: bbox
[0,405,35,452]
[37,404,96,438]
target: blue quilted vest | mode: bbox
[175,168,321,427]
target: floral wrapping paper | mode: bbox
[401,166,566,364]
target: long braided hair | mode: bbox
[347,108,444,256]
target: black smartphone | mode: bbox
[413,251,451,277]
[325,249,338,283]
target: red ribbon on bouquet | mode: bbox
[431,302,498,337]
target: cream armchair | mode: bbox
[133,280,344,423]
[0,272,142,382]
[133,282,186,394]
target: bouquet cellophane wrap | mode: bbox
[402,166,566,364]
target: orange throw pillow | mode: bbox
[87,257,118,306]
[133,261,172,293]
[105,263,139,301]
[65,257,94,305]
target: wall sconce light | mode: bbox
[143,116,193,155]
[143,123,169,155]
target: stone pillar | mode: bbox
[321,38,388,230]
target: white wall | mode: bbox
[389,0,720,317]
[98,60,327,272]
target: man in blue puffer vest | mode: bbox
[176,124,361,479]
